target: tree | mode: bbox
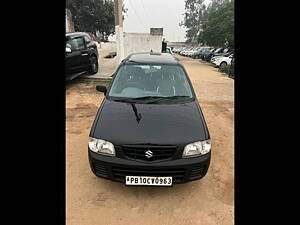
[180,0,207,43]
[66,0,120,41]
[180,0,230,43]
[199,0,234,48]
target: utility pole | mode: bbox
[114,0,124,64]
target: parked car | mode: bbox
[211,54,234,68]
[192,47,213,59]
[180,47,193,56]
[66,32,99,80]
[179,48,187,56]
[184,47,200,57]
[209,48,231,62]
[186,47,200,57]
[88,52,211,186]
[204,48,223,61]
[206,48,231,62]
[210,52,232,63]
[173,48,182,53]
[202,48,217,61]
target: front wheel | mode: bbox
[220,62,227,69]
[88,56,98,74]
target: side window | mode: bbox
[67,37,86,51]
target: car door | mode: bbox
[66,36,90,74]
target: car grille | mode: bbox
[121,145,177,162]
[92,162,109,178]
[112,167,186,183]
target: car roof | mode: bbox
[66,32,90,39]
[123,53,180,65]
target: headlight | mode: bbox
[182,139,211,158]
[88,138,115,156]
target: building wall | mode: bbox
[166,42,188,50]
[100,42,117,51]
[123,33,162,59]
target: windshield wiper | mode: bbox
[111,96,164,103]
[143,96,192,104]
[111,96,191,104]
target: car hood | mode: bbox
[91,99,208,146]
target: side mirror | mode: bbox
[96,85,107,95]
[66,47,71,53]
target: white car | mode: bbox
[181,48,193,56]
[212,54,233,67]
[211,55,224,63]
[187,48,200,57]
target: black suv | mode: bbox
[88,53,211,186]
[66,32,99,80]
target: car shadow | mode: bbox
[91,175,206,199]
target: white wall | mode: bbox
[100,42,117,51]
[123,33,162,59]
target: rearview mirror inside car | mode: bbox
[96,85,107,95]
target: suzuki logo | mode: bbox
[145,150,153,158]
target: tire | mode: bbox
[220,62,227,69]
[88,56,98,74]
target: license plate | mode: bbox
[125,176,172,186]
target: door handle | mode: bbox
[81,53,88,56]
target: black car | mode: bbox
[66,32,99,80]
[193,47,213,59]
[202,48,217,61]
[88,53,211,186]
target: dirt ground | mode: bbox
[66,54,234,225]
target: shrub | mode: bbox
[219,64,234,79]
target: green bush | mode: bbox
[219,64,234,79]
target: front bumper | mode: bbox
[88,149,211,184]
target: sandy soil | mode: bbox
[66,54,234,225]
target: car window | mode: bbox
[67,37,86,51]
[109,64,193,99]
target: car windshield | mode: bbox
[108,64,193,101]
